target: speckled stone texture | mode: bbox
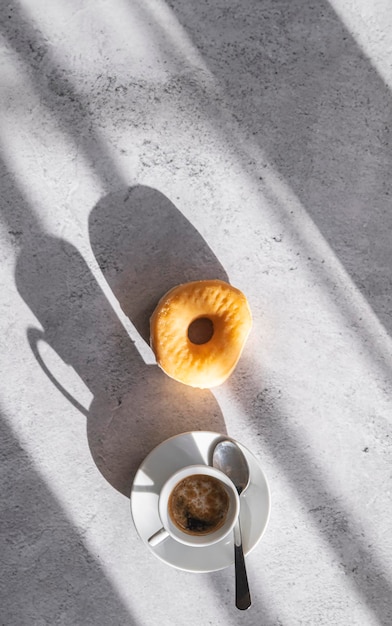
[0,1,392,625]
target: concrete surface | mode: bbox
[1,0,392,624]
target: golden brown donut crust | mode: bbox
[150,279,252,388]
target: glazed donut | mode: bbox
[150,279,252,388]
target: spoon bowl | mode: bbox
[213,440,250,496]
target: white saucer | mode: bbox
[130,431,271,573]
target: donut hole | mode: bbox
[188,317,214,345]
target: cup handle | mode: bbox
[27,327,89,418]
[148,528,170,547]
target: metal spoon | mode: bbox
[213,439,251,610]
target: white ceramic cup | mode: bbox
[148,464,240,548]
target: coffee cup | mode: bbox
[148,465,240,547]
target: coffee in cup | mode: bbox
[168,473,230,535]
[148,464,239,548]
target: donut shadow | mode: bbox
[86,185,229,494]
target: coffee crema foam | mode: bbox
[168,474,230,535]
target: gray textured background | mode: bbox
[0,1,391,624]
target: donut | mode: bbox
[150,279,252,388]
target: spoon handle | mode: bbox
[234,519,251,610]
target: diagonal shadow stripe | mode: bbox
[0,410,137,626]
[166,0,392,342]
[230,364,392,625]
[0,1,124,191]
